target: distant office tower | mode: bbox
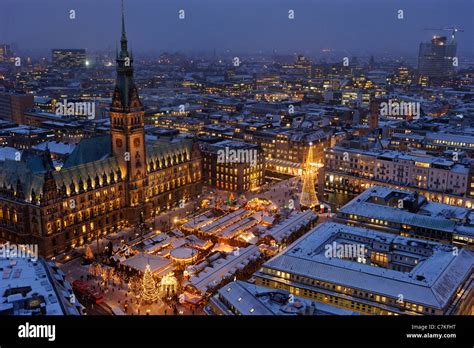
[0,92,34,124]
[0,44,12,62]
[418,36,457,78]
[52,49,86,68]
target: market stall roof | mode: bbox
[170,247,198,260]
[121,253,174,277]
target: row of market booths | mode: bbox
[180,245,264,308]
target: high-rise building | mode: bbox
[52,49,86,68]
[0,44,12,62]
[418,36,457,79]
[0,92,34,124]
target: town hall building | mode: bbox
[0,9,202,258]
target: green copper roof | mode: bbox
[62,135,111,169]
[0,157,48,201]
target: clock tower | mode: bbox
[110,1,147,223]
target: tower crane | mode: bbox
[424,27,464,42]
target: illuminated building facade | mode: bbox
[0,9,202,258]
[243,129,330,176]
[323,144,473,208]
[201,140,264,193]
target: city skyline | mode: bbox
[1,0,473,57]
[0,0,472,340]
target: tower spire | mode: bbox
[120,0,128,53]
[121,0,126,40]
[112,0,141,110]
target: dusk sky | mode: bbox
[1,0,473,57]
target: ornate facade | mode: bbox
[0,10,202,258]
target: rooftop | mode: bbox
[338,186,474,237]
[211,280,356,315]
[0,257,81,315]
[261,222,473,309]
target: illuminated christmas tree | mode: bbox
[300,144,319,208]
[141,264,159,304]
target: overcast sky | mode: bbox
[1,0,472,57]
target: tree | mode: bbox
[141,264,159,304]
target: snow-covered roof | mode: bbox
[338,186,474,238]
[199,209,252,235]
[121,253,174,277]
[211,280,357,316]
[260,222,473,309]
[32,141,76,155]
[0,257,81,315]
[187,246,260,295]
[264,210,317,243]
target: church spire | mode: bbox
[112,0,141,111]
[120,0,128,52]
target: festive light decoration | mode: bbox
[300,145,319,208]
[88,263,102,277]
[84,245,94,261]
[159,272,178,293]
[140,264,159,303]
[227,192,235,205]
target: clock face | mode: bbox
[116,139,123,148]
[134,138,141,147]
